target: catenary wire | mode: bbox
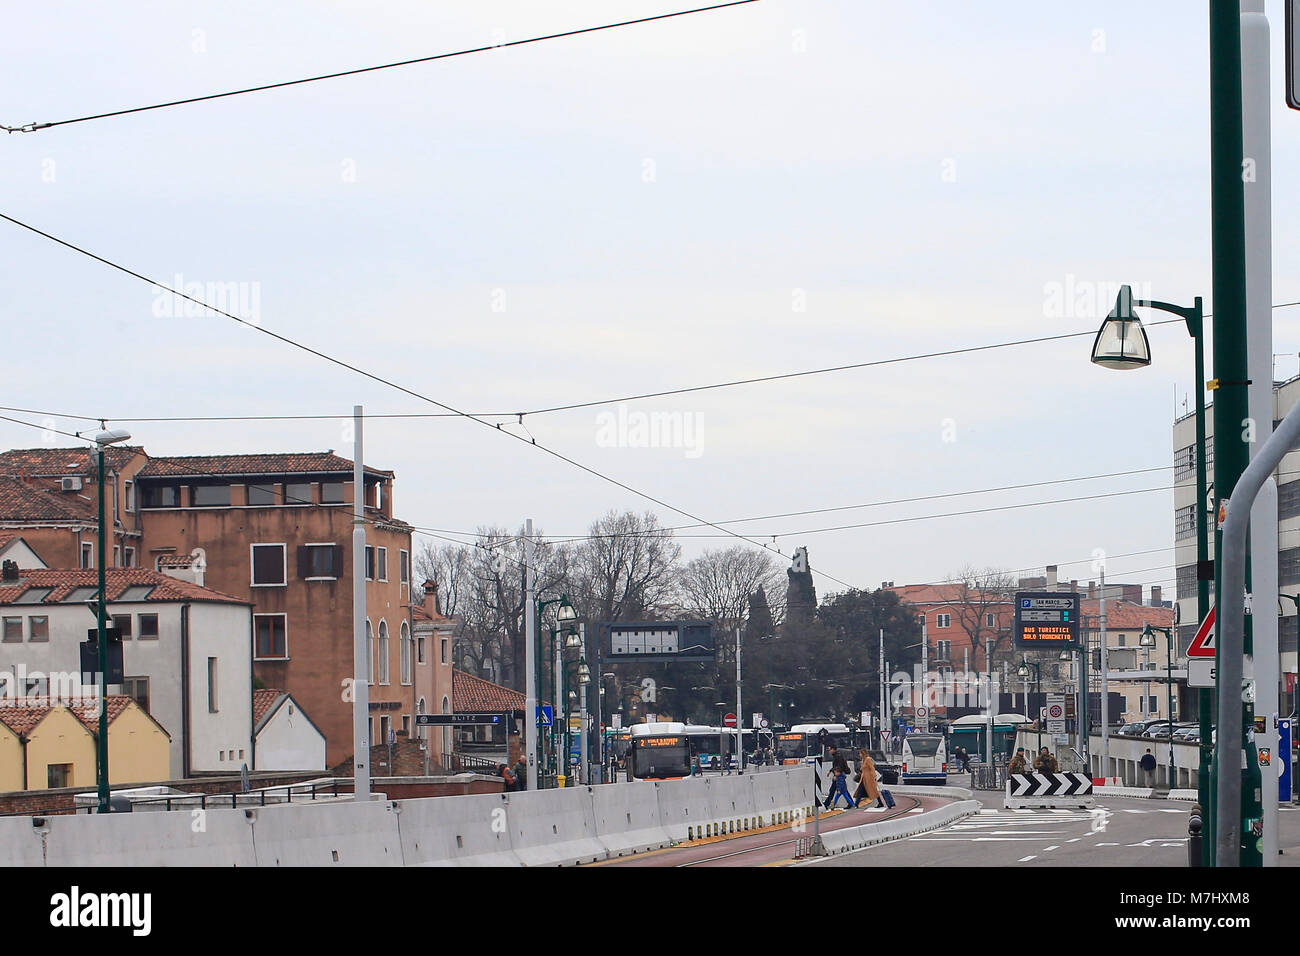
[0,2,759,133]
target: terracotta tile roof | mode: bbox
[0,695,139,739]
[453,670,528,713]
[0,476,94,522]
[1080,600,1175,630]
[0,446,143,477]
[0,568,248,606]
[253,688,285,725]
[136,451,393,479]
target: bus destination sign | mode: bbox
[1014,591,1080,647]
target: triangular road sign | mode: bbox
[1187,606,1216,658]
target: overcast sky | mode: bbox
[3,1,1300,598]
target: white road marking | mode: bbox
[1042,845,1060,851]
[1018,855,1037,862]
[1067,838,1081,843]
[1096,842,1119,846]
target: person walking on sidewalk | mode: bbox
[822,745,857,809]
[853,748,882,808]
[1140,749,1157,787]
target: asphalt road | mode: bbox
[588,792,955,867]
[807,786,1300,867]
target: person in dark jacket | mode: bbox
[1140,749,1157,786]
[822,745,857,809]
[513,756,528,791]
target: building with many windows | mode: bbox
[0,445,423,768]
[1172,376,1299,706]
[0,565,253,777]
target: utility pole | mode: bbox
[920,619,928,733]
[1209,0,1262,867]
[352,405,369,801]
[879,628,885,750]
[524,519,537,791]
[985,636,994,767]
[1100,568,1109,780]
[1242,0,1278,865]
[735,627,742,771]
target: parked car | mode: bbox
[1172,725,1201,742]
[1119,720,1154,736]
[1142,720,1178,738]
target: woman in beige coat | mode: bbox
[854,749,882,807]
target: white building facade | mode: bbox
[0,567,253,778]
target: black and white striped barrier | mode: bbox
[1004,772,1094,808]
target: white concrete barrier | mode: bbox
[655,776,719,842]
[0,815,57,866]
[751,770,792,826]
[42,807,258,866]
[814,799,980,856]
[707,773,757,834]
[396,792,520,866]
[508,787,607,866]
[590,782,673,857]
[250,799,401,866]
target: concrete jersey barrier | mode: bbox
[396,791,521,866]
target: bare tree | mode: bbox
[946,565,1016,668]
[567,510,681,622]
[676,546,785,632]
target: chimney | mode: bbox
[1070,579,1078,592]
[422,578,439,617]
[1087,580,1096,598]
[1,559,18,584]
[1151,585,1162,606]
[1046,565,1058,590]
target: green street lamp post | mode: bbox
[1141,624,1178,789]
[1091,284,1211,862]
[535,594,576,787]
[1017,658,1042,753]
[90,427,131,813]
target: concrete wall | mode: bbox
[0,767,818,867]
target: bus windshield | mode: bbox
[631,736,691,778]
[776,734,807,759]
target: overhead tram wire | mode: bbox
[0,407,1184,541]
[0,1,760,133]
[0,404,1266,594]
[7,303,1300,426]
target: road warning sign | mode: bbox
[1187,606,1216,658]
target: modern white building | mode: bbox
[1172,374,1300,705]
[0,565,253,778]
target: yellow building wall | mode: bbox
[107,705,171,785]
[0,725,24,792]
[24,709,95,791]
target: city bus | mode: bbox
[775,723,854,765]
[627,722,692,782]
[901,733,947,785]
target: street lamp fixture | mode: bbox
[1141,623,1178,789]
[577,659,591,684]
[556,595,577,623]
[1089,287,1151,369]
[89,427,131,814]
[1090,283,1210,859]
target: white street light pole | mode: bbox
[524,519,537,791]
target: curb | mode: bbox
[796,797,981,862]
[1093,785,1198,801]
